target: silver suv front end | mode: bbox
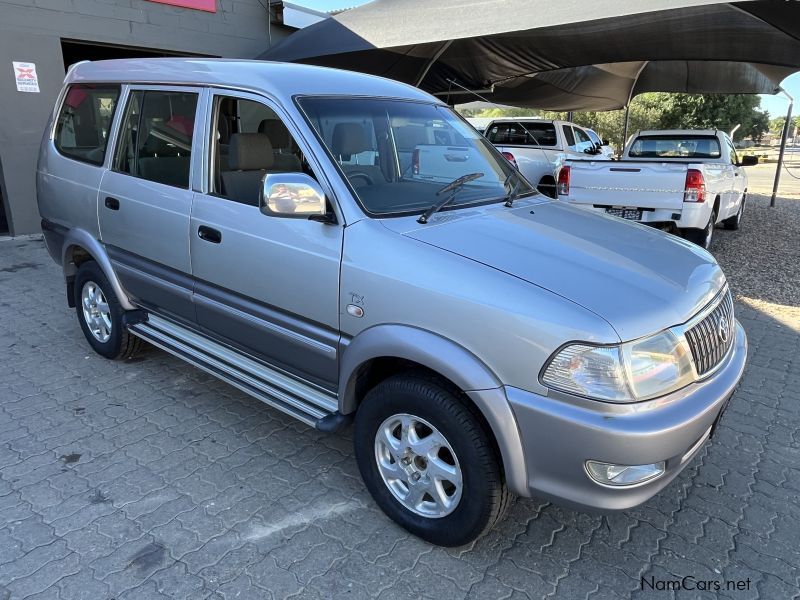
[506,287,747,510]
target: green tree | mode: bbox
[459,92,770,149]
[769,115,800,134]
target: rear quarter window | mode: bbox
[54,84,120,165]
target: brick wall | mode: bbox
[0,0,290,235]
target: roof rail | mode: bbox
[64,60,90,82]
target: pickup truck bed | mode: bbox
[557,130,751,249]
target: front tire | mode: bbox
[74,261,141,360]
[354,373,509,546]
[682,209,716,250]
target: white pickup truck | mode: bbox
[557,130,757,249]
[484,118,612,197]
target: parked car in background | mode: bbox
[465,116,493,134]
[484,118,612,197]
[38,59,746,547]
[557,129,757,249]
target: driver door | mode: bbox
[189,90,344,390]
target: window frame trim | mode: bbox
[202,88,343,223]
[52,82,122,167]
[109,83,205,191]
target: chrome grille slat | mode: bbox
[685,290,735,376]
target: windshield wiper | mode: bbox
[503,170,525,207]
[417,172,484,224]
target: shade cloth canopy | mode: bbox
[261,0,800,111]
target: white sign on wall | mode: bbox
[13,61,40,93]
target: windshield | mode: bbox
[298,97,535,216]
[628,135,721,159]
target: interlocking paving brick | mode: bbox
[1,201,799,598]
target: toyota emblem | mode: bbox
[717,315,730,343]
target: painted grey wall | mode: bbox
[0,0,290,235]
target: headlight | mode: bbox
[542,330,694,402]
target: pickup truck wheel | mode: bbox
[74,261,141,360]
[354,374,509,546]
[682,210,716,250]
[723,196,745,230]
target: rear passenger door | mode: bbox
[190,90,343,391]
[99,86,204,324]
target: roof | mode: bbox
[66,58,439,105]
[280,2,329,29]
[262,0,800,111]
[636,130,721,136]
[483,117,548,122]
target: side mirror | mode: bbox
[602,139,610,146]
[260,173,333,222]
[739,155,759,167]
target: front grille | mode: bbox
[684,289,735,376]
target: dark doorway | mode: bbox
[60,39,210,71]
[0,160,8,236]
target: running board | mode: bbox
[128,315,338,427]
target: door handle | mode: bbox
[198,225,222,244]
[104,196,120,210]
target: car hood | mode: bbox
[382,199,726,341]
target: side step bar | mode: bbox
[129,315,338,428]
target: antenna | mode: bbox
[444,79,556,195]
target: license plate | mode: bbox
[606,207,642,220]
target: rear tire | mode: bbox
[723,196,745,230]
[682,210,716,250]
[354,373,509,547]
[74,261,141,360]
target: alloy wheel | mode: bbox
[81,281,112,343]
[374,413,463,518]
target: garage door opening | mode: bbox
[60,39,211,71]
[0,161,8,236]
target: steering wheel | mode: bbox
[347,171,375,186]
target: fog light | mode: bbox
[585,460,665,486]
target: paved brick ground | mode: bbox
[1,197,799,599]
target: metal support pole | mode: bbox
[771,89,794,208]
[566,111,574,122]
[621,105,631,152]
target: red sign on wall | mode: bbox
[146,0,216,12]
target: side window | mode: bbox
[54,84,120,165]
[726,139,738,165]
[586,129,602,147]
[485,123,509,143]
[574,127,593,152]
[211,95,310,206]
[114,89,198,189]
[562,125,576,149]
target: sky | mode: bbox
[759,73,800,119]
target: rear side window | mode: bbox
[54,84,120,165]
[114,89,199,188]
[562,125,576,149]
[628,135,721,159]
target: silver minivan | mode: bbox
[37,59,746,547]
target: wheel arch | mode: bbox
[61,228,136,311]
[339,324,529,495]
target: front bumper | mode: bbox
[507,320,747,511]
